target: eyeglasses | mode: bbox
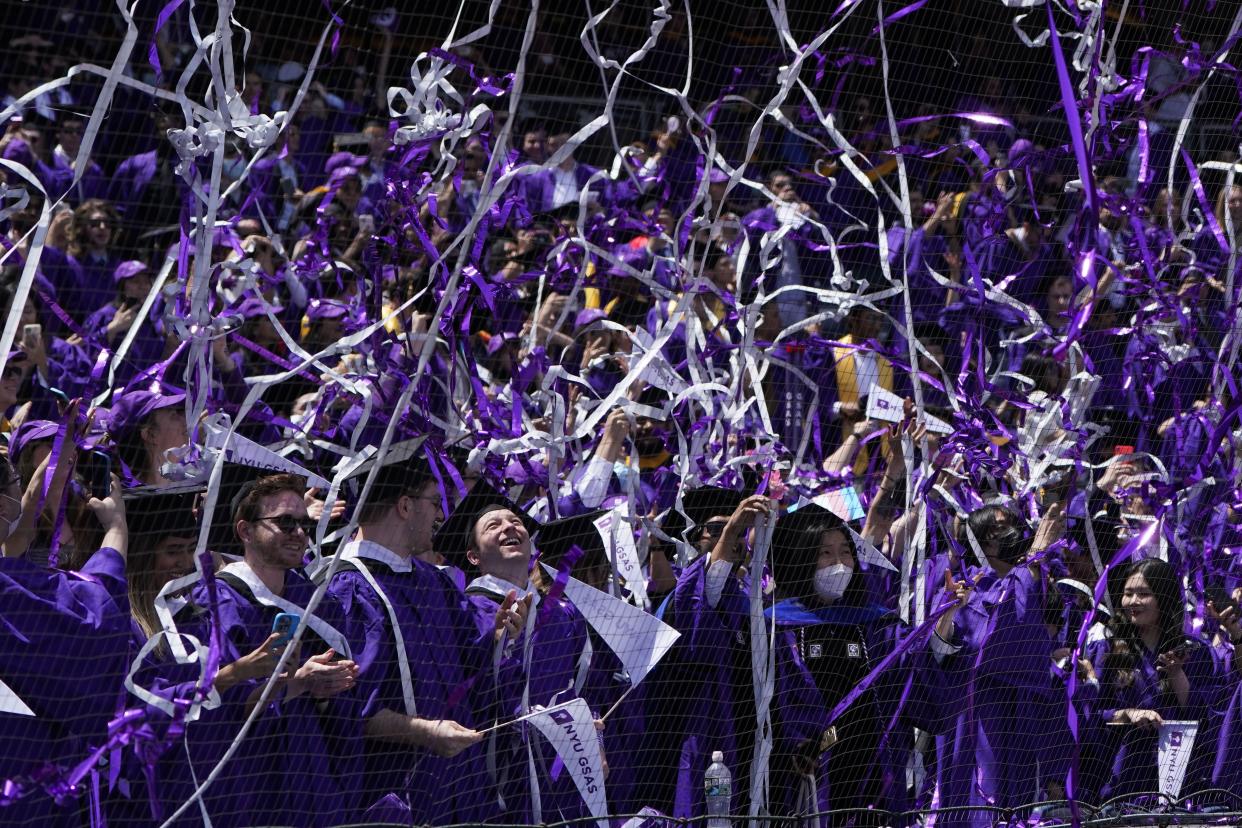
[88,218,112,228]
[255,515,316,535]
[2,366,23,380]
[407,493,442,504]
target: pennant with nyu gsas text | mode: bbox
[541,566,680,688]
[204,423,332,489]
[592,506,649,608]
[526,697,609,828]
[1158,720,1199,798]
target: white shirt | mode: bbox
[551,163,580,208]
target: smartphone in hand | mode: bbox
[83,450,112,500]
[271,612,300,649]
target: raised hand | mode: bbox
[493,589,533,643]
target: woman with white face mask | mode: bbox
[766,503,903,823]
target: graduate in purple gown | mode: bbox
[521,127,607,214]
[104,486,204,827]
[432,480,595,824]
[1086,558,1234,801]
[1201,587,1242,796]
[109,106,190,245]
[41,112,107,208]
[81,260,167,389]
[0,285,94,412]
[766,503,905,825]
[107,385,188,488]
[886,190,956,323]
[38,198,123,322]
[930,505,1079,825]
[324,442,527,824]
[0,442,131,828]
[661,491,834,820]
[177,471,362,828]
[967,203,1061,309]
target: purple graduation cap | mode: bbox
[306,298,351,322]
[107,384,186,437]
[6,419,60,464]
[325,151,365,188]
[228,294,284,320]
[431,477,540,567]
[325,151,366,176]
[112,259,149,284]
[573,308,608,331]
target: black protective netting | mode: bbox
[3,1,1242,827]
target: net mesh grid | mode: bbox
[1,1,1242,826]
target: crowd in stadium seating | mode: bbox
[3,5,1242,828]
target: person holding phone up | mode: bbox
[171,471,362,828]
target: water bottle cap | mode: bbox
[711,750,724,763]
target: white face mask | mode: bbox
[814,563,853,602]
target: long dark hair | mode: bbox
[1110,557,1184,653]
[775,518,867,607]
[66,199,120,259]
[1103,557,1185,700]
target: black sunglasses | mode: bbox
[256,515,315,535]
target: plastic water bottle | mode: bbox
[704,750,732,827]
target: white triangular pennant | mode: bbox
[543,567,679,688]
[525,697,609,827]
[0,676,35,717]
[205,425,331,489]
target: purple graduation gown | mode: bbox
[1087,633,1232,800]
[661,556,832,820]
[37,245,120,323]
[932,565,1075,825]
[465,580,594,824]
[175,568,363,828]
[0,547,131,827]
[325,544,500,824]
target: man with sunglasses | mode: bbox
[323,443,529,824]
[180,471,364,827]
